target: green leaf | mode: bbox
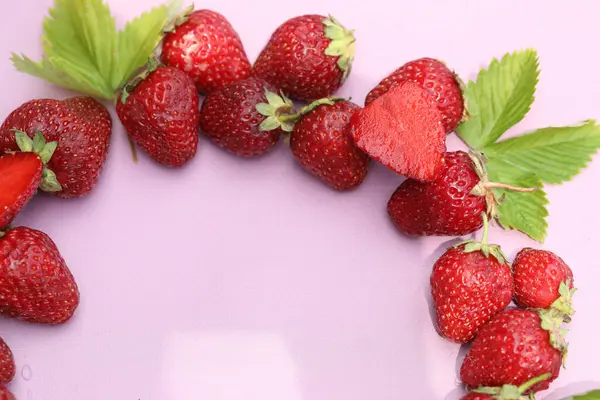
[486,168,549,242]
[112,0,181,89]
[563,390,600,400]
[457,49,539,149]
[12,0,180,100]
[484,120,600,184]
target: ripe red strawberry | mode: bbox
[117,65,200,167]
[430,215,513,343]
[350,81,446,181]
[290,100,369,190]
[365,58,465,133]
[253,15,355,101]
[513,248,575,312]
[0,226,80,324]
[460,374,552,400]
[388,151,485,236]
[0,132,61,229]
[460,308,568,394]
[199,77,289,157]
[161,9,252,94]
[0,97,112,198]
[0,386,14,400]
[0,338,15,385]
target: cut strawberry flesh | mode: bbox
[350,81,446,181]
[0,152,43,228]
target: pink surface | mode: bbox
[1,1,600,399]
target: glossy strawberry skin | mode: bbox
[0,97,112,198]
[431,244,513,343]
[0,338,15,385]
[460,309,561,393]
[253,15,346,101]
[0,386,14,400]
[0,226,80,324]
[117,66,200,167]
[388,151,485,236]
[0,153,43,229]
[365,58,464,133]
[350,81,446,181]
[162,9,252,94]
[513,248,574,309]
[290,101,369,190]
[199,77,282,157]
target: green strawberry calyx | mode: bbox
[13,130,62,193]
[471,373,551,399]
[322,15,355,83]
[161,4,194,34]
[455,212,508,265]
[257,92,344,132]
[469,151,538,219]
[119,57,162,104]
[550,279,577,321]
[539,306,570,365]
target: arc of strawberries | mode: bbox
[0,1,597,399]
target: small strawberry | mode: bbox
[290,100,369,190]
[350,81,446,181]
[0,97,111,198]
[0,226,80,324]
[0,386,14,400]
[387,151,537,237]
[0,338,15,385]
[460,374,552,400]
[161,9,252,94]
[460,307,570,393]
[431,214,513,343]
[365,58,465,133]
[513,248,575,313]
[117,63,200,167]
[253,15,355,101]
[199,77,291,157]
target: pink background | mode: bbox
[1,0,599,399]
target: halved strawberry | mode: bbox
[349,81,446,181]
[0,132,60,229]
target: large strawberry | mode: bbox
[460,307,569,393]
[199,77,291,157]
[161,9,252,94]
[430,214,513,343]
[387,151,536,237]
[117,64,200,167]
[253,15,355,101]
[365,58,465,133]
[513,248,575,312]
[0,338,15,385]
[0,97,112,198]
[289,99,369,190]
[460,374,551,400]
[0,226,80,324]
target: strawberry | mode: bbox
[349,81,446,181]
[460,374,552,400]
[117,64,200,167]
[387,151,537,237]
[365,58,465,133]
[430,214,513,343]
[253,15,355,101]
[0,386,14,400]
[290,100,369,190]
[460,308,569,393]
[513,248,575,312]
[161,9,252,94]
[198,77,290,157]
[0,226,80,324]
[0,97,111,198]
[0,338,15,385]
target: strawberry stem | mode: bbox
[517,373,551,394]
[128,135,139,163]
[485,182,538,193]
[480,212,489,245]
